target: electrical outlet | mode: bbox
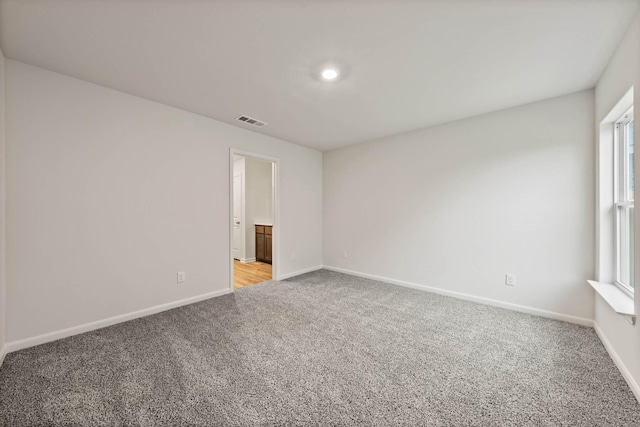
[342,250,347,259]
[291,252,296,261]
[505,273,516,286]
[177,271,186,283]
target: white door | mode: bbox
[233,174,243,260]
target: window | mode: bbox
[615,107,634,295]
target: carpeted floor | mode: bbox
[1,270,639,426]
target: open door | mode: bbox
[230,150,279,291]
[233,174,243,260]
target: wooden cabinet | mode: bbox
[255,225,272,264]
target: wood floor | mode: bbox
[234,260,272,289]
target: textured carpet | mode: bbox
[1,270,639,426]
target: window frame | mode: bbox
[614,106,634,297]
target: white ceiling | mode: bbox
[1,0,638,151]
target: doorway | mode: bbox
[229,149,278,290]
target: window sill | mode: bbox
[588,280,636,325]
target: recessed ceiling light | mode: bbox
[321,68,339,81]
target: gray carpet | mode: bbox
[1,270,639,426]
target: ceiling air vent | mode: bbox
[236,115,267,128]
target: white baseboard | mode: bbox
[323,265,594,327]
[5,288,232,354]
[278,265,324,281]
[0,345,6,368]
[240,257,256,263]
[594,322,640,403]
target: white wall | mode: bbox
[324,90,595,322]
[594,10,640,397]
[244,157,273,260]
[5,60,323,344]
[0,48,7,360]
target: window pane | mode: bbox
[632,205,635,289]
[628,120,634,201]
[618,205,634,289]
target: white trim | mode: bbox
[594,322,640,403]
[323,265,594,327]
[278,265,324,281]
[240,257,256,263]
[588,280,635,322]
[4,288,232,354]
[230,149,280,292]
[0,345,6,368]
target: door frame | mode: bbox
[229,148,280,291]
